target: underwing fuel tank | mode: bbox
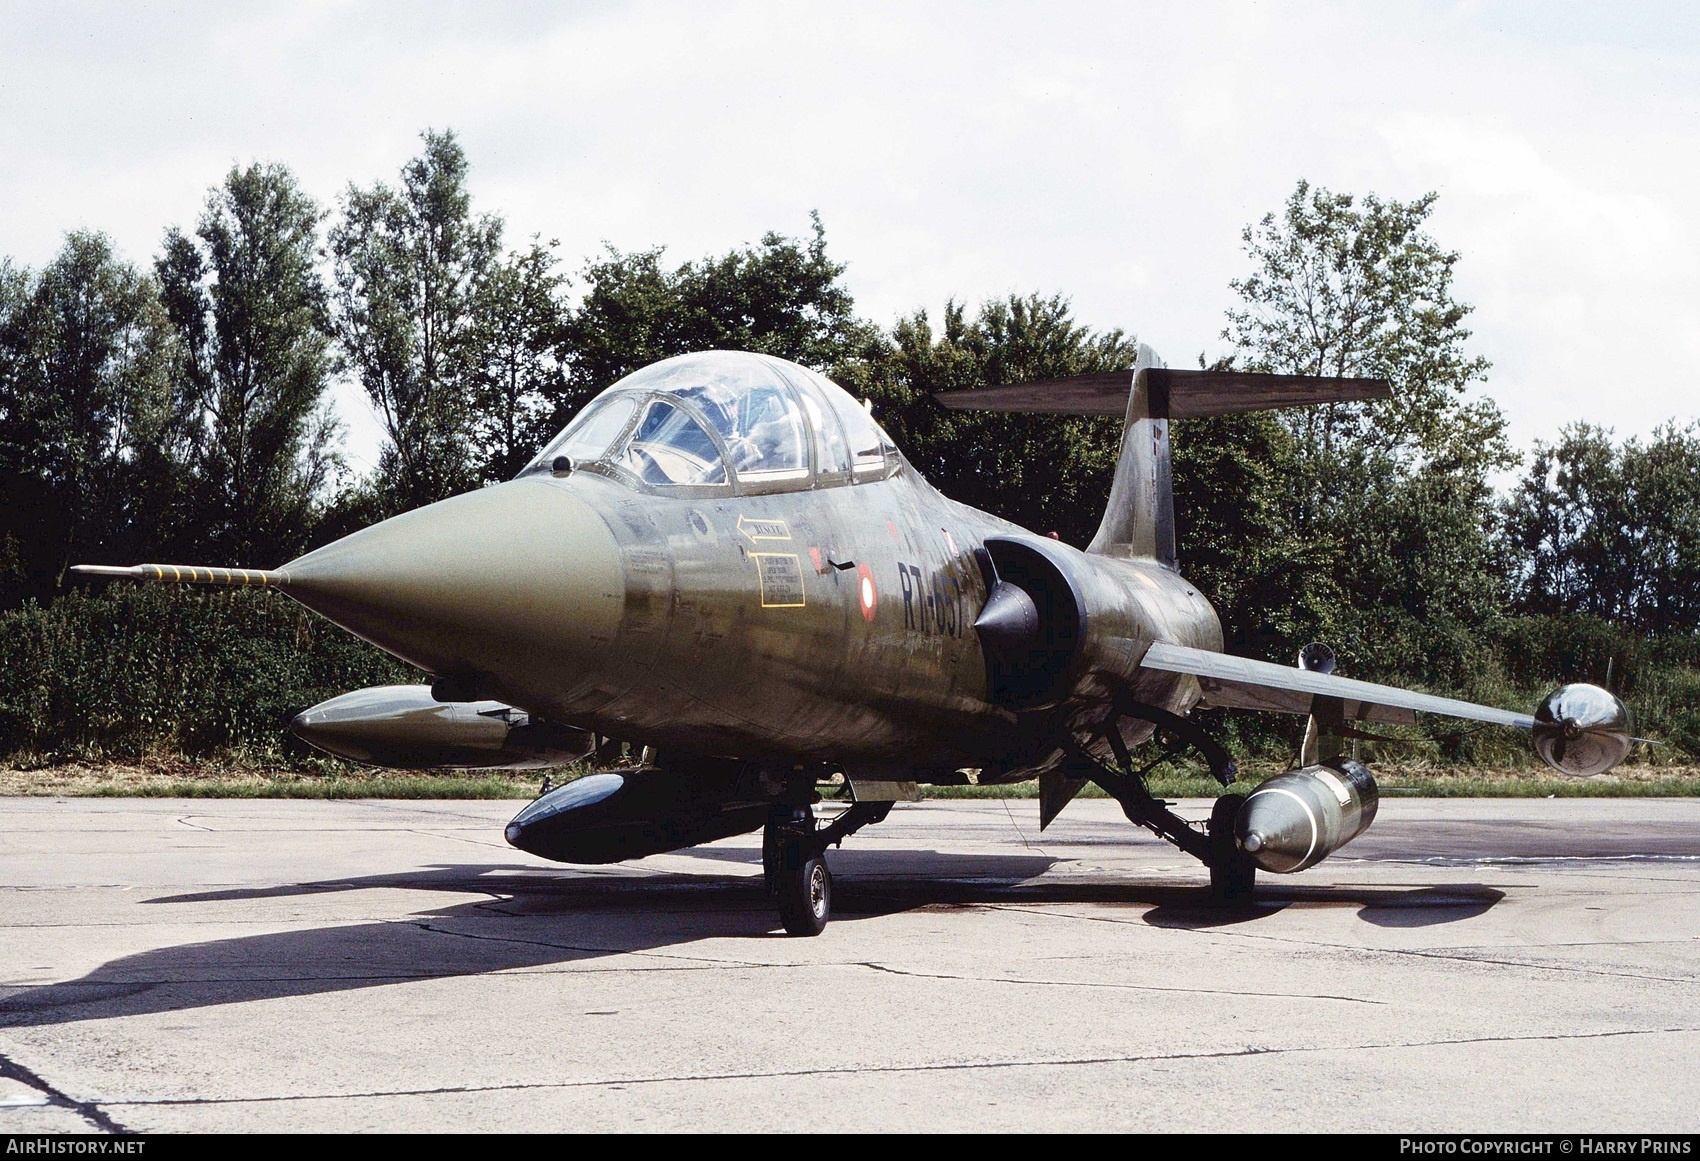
[1233,758,1379,873]
[290,686,594,770]
[504,769,770,863]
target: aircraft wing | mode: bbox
[1140,641,1535,730]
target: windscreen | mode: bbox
[516,396,637,477]
[617,400,727,485]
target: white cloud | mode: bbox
[2,0,1696,471]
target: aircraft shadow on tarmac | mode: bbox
[0,857,1503,1029]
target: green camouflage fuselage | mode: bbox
[279,462,1223,777]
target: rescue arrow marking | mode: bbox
[738,516,791,542]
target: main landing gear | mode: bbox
[763,799,892,935]
[1067,699,1259,903]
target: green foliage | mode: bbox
[1211,180,1515,682]
[2,144,1699,782]
[1506,422,1700,633]
[155,162,339,566]
[0,586,412,760]
[0,233,180,603]
[1172,412,1326,659]
[1225,180,1500,464]
[84,774,540,799]
[469,238,571,482]
[839,294,1135,546]
[330,129,505,513]
[563,212,869,402]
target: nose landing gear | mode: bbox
[763,798,892,936]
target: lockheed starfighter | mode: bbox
[75,348,1636,934]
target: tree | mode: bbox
[1170,408,1331,661]
[1507,422,1700,634]
[564,212,869,400]
[1216,181,1513,680]
[1224,181,1501,468]
[156,163,338,566]
[469,238,570,482]
[839,294,1136,547]
[330,129,502,513]
[0,232,180,602]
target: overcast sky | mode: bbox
[3,1,1697,474]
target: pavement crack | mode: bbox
[0,1047,130,1133]
[852,961,1384,1004]
[1368,945,1699,985]
[411,921,614,957]
[1180,923,1700,985]
[1000,798,1045,855]
[984,905,1700,986]
[99,1024,1700,1109]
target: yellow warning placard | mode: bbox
[752,553,806,607]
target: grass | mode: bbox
[0,756,544,799]
[84,775,542,799]
[5,754,1699,799]
[921,770,1700,800]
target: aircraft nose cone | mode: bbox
[277,479,625,695]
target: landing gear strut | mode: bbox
[763,798,893,936]
[1065,699,1257,903]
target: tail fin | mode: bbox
[935,346,1389,569]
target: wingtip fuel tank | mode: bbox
[291,685,593,770]
[1532,683,1632,777]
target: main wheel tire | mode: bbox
[1207,792,1257,903]
[776,849,832,936]
[1209,856,1257,902]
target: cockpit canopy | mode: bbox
[519,352,901,493]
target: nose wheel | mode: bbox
[774,848,832,936]
[762,798,892,936]
[765,804,833,937]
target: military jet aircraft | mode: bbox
[73,347,1636,934]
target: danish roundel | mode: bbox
[856,563,877,622]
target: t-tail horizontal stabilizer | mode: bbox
[933,366,1391,417]
[932,345,1391,571]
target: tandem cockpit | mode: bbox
[518,351,902,494]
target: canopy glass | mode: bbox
[518,351,899,491]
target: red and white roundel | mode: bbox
[856,563,878,622]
